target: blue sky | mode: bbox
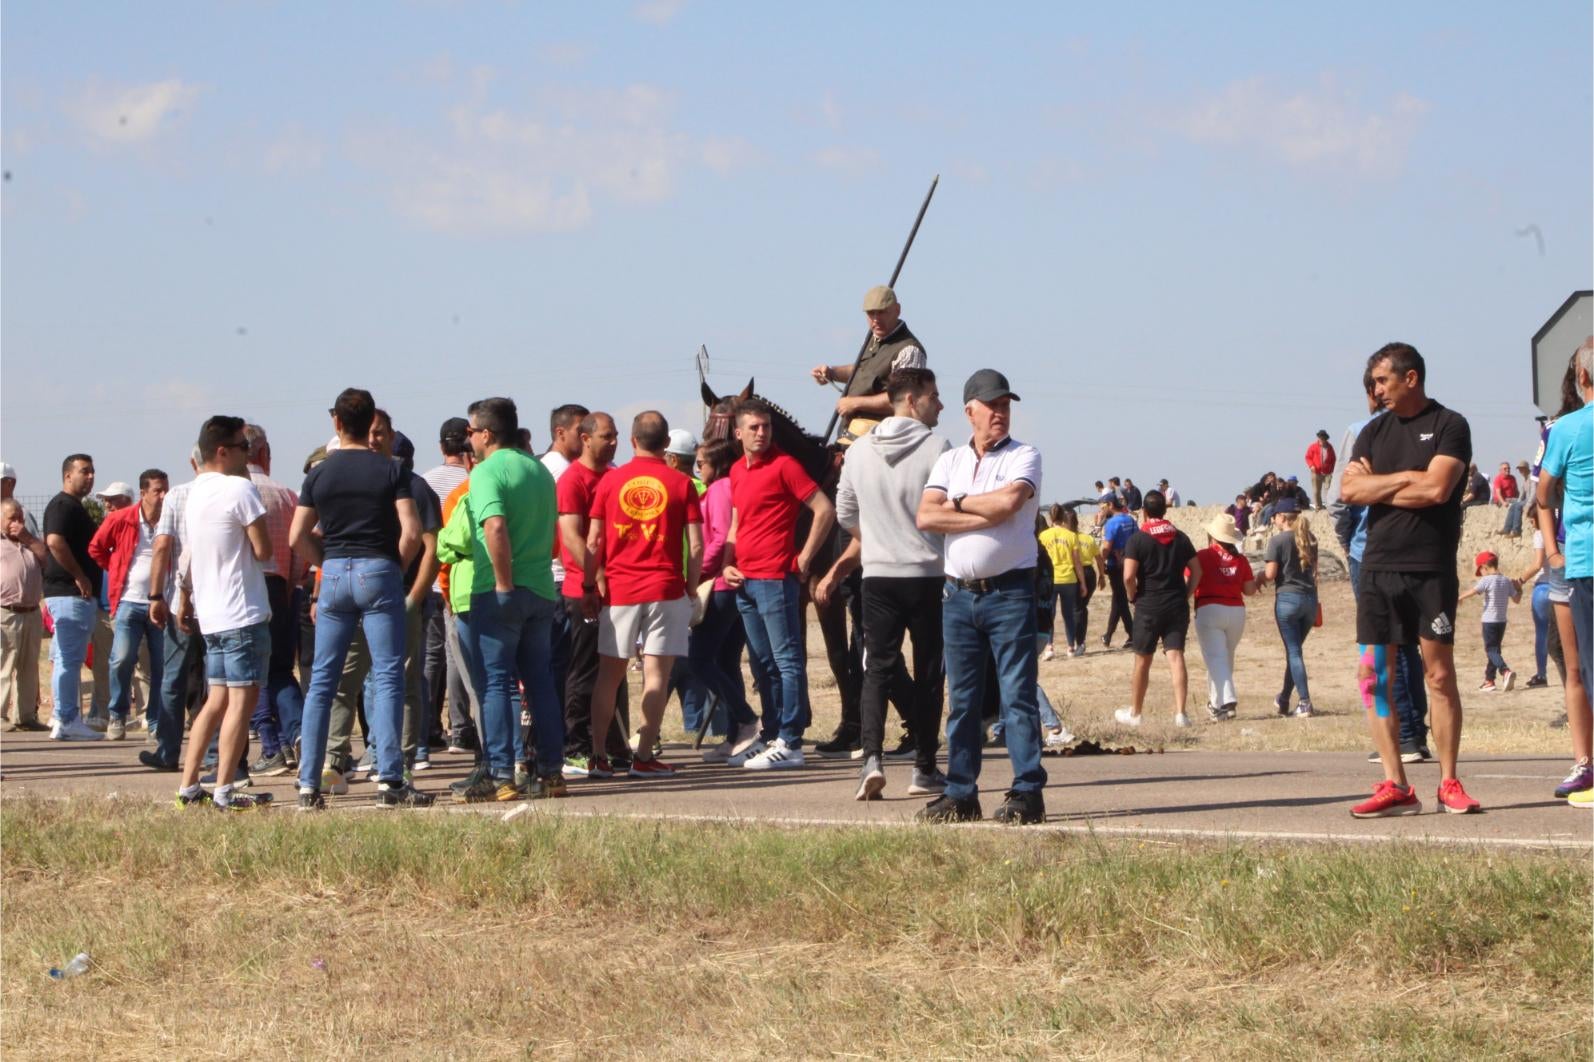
[3,2,1590,505]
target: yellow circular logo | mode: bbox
[618,475,668,522]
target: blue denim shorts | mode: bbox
[203,621,272,688]
[1543,563,1574,606]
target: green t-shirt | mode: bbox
[466,447,556,600]
[434,495,477,614]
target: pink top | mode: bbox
[701,477,734,592]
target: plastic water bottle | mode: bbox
[48,953,90,980]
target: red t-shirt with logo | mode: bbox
[589,455,701,606]
[557,461,609,599]
[728,446,819,579]
[1192,544,1253,609]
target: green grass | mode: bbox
[3,798,1589,1059]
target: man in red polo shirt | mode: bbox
[722,399,836,769]
[581,411,703,778]
[555,411,631,777]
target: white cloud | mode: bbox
[632,0,684,25]
[357,82,748,234]
[1172,76,1429,177]
[263,125,324,175]
[69,78,199,144]
[700,136,761,175]
[813,145,882,176]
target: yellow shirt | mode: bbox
[1076,532,1099,571]
[1038,527,1080,584]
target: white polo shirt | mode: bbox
[925,435,1042,580]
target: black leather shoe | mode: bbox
[138,750,179,772]
[916,793,983,823]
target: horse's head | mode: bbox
[701,378,755,448]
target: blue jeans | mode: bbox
[251,579,303,757]
[1572,577,1593,706]
[1481,621,1509,680]
[298,557,408,789]
[736,575,809,746]
[671,656,719,735]
[46,595,96,726]
[942,578,1046,800]
[1349,556,1427,747]
[688,589,758,731]
[1275,590,1315,705]
[1034,634,1063,731]
[1502,499,1523,536]
[1531,581,1551,679]
[108,601,164,722]
[469,587,563,779]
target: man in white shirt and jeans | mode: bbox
[175,415,274,811]
[916,369,1047,824]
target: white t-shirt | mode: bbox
[121,513,159,605]
[924,435,1043,580]
[541,451,572,584]
[183,472,270,632]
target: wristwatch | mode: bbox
[148,591,163,601]
[952,493,967,513]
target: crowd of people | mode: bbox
[2,290,1591,820]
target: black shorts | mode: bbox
[1355,569,1460,647]
[1131,602,1188,654]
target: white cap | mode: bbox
[664,429,699,457]
[98,481,134,500]
[0,462,15,481]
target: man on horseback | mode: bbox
[810,285,927,447]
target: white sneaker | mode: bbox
[726,739,767,768]
[1499,669,1517,691]
[1113,708,1142,728]
[1173,712,1191,728]
[743,738,805,770]
[701,739,734,764]
[1041,644,1055,661]
[51,719,104,741]
[1043,727,1074,748]
[107,717,126,741]
[84,716,108,732]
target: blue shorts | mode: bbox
[203,621,271,688]
[1543,563,1574,606]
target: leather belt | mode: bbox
[946,569,1031,594]
[3,604,40,613]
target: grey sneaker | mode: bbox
[907,767,948,795]
[854,755,885,801]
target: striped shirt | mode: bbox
[249,465,304,582]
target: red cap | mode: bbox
[1473,550,1498,576]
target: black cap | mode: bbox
[962,368,1021,405]
[392,430,416,473]
[1316,429,1330,439]
[440,416,470,443]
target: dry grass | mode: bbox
[2,798,1588,1059]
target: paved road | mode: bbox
[2,730,1587,849]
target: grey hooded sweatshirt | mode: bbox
[835,415,949,578]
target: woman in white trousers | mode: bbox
[1191,513,1259,721]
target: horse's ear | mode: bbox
[738,378,755,401]
[700,381,720,408]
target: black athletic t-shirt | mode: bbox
[1351,399,1471,572]
[41,492,103,599]
[298,449,413,564]
[1124,523,1197,610]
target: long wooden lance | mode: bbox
[822,174,939,443]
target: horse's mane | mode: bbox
[701,378,831,484]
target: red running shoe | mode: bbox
[1437,778,1481,814]
[588,754,615,779]
[628,756,676,779]
[1350,780,1423,818]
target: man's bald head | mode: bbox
[631,411,669,455]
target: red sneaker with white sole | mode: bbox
[1350,780,1423,818]
[1436,778,1481,814]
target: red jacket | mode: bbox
[87,505,156,617]
[1305,440,1336,476]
